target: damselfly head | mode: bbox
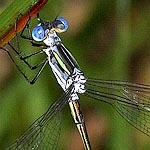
[32,24,49,42]
[53,17,68,33]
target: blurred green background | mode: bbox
[0,0,150,149]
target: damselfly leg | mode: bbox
[0,14,49,84]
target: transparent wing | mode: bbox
[7,87,72,150]
[85,78,150,137]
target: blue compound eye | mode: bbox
[32,25,45,41]
[54,17,69,33]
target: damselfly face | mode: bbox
[32,17,69,42]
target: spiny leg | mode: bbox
[0,47,48,84]
[1,12,49,84]
[7,42,45,70]
[14,12,47,69]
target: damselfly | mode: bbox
[1,14,150,150]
